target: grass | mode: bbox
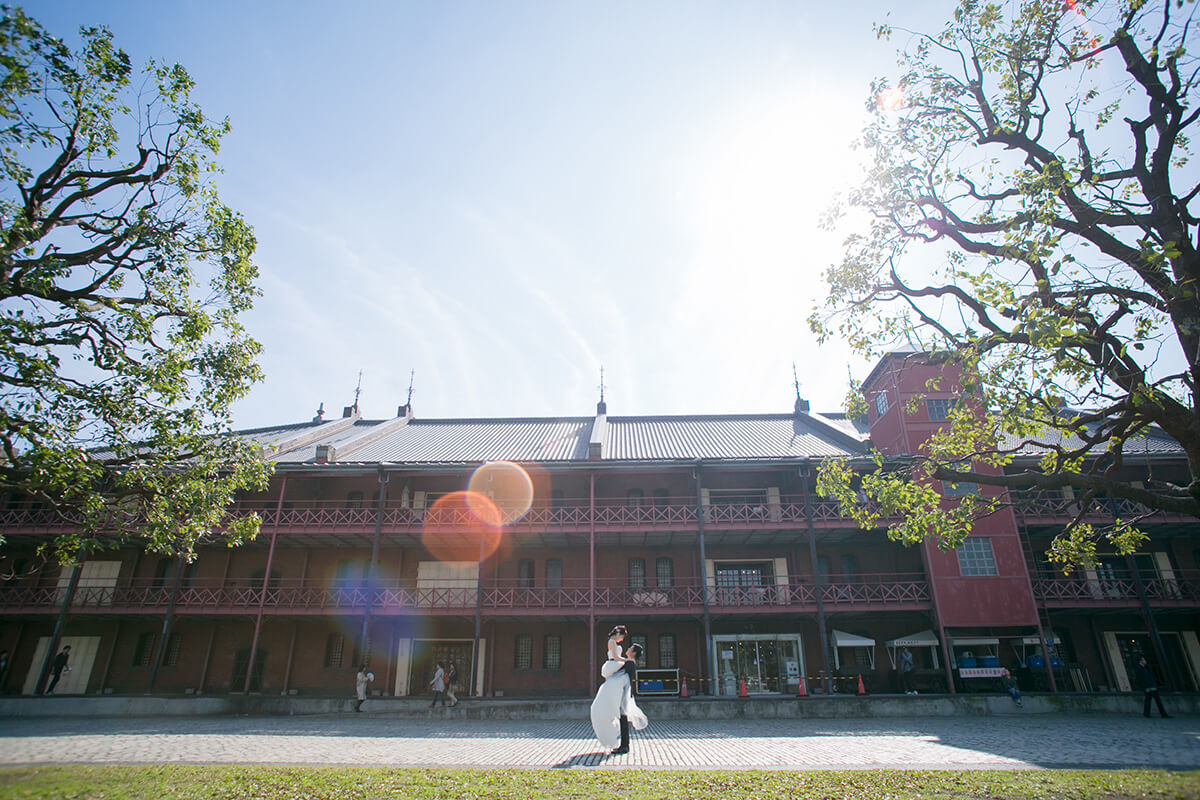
[0,766,1197,800]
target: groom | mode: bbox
[614,643,643,754]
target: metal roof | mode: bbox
[604,415,862,460]
[303,418,594,463]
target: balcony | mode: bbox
[0,574,932,616]
[1032,570,1200,608]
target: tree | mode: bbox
[0,9,270,563]
[810,0,1200,567]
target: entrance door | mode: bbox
[1107,631,1198,692]
[22,636,100,695]
[713,634,802,696]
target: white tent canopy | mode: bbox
[831,630,875,669]
[886,630,940,648]
[885,629,942,669]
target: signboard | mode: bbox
[635,668,680,695]
[958,667,1004,678]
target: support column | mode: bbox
[99,619,121,693]
[147,555,186,694]
[244,476,287,694]
[1128,553,1175,689]
[588,472,596,685]
[361,469,388,666]
[35,545,86,695]
[695,463,715,695]
[282,622,298,694]
[198,621,217,695]
[799,462,832,694]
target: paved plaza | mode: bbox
[0,713,1197,770]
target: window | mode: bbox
[839,554,860,583]
[334,559,359,588]
[153,558,175,588]
[628,558,646,589]
[942,478,979,497]
[518,560,535,588]
[514,635,532,669]
[543,635,562,670]
[631,635,648,667]
[875,391,889,417]
[133,632,156,667]
[626,488,645,506]
[926,398,957,421]
[653,488,670,508]
[658,634,677,668]
[250,568,282,589]
[551,489,565,509]
[655,557,674,588]
[957,537,998,576]
[324,634,345,668]
[346,491,364,508]
[162,633,183,667]
[546,559,563,589]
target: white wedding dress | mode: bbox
[589,641,648,748]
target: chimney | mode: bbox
[312,402,325,423]
[794,396,810,414]
[397,403,413,418]
[315,444,336,463]
[342,405,356,418]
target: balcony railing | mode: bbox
[1032,570,1200,604]
[1,492,1190,537]
[0,574,932,614]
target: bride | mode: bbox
[589,625,648,753]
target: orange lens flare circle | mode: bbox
[467,461,534,525]
[876,86,905,112]
[421,490,503,564]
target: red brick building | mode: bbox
[1,353,1197,699]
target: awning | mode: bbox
[831,629,875,648]
[886,629,940,648]
[949,637,998,647]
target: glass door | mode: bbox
[713,634,802,695]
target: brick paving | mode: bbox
[0,714,1196,770]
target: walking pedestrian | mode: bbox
[445,659,459,707]
[429,661,447,708]
[45,645,70,695]
[354,664,372,712]
[1134,656,1171,718]
[0,649,9,693]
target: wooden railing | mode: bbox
[0,574,932,614]
[2,491,1192,538]
[1032,570,1200,604]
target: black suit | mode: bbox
[616,659,638,752]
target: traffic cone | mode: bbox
[739,677,748,697]
[797,675,807,697]
[857,674,867,696]
[680,677,689,698]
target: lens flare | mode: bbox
[421,490,503,563]
[467,461,534,525]
[877,86,905,112]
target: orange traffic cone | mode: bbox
[739,677,748,697]
[680,677,689,698]
[857,674,867,696]
[797,675,807,697]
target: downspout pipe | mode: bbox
[1128,553,1176,689]
[360,469,388,666]
[588,471,596,689]
[244,476,287,694]
[799,461,832,695]
[35,544,87,695]
[472,473,485,698]
[695,462,715,695]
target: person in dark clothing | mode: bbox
[45,645,70,695]
[1134,656,1171,718]
[613,643,643,754]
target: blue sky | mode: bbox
[26,1,951,427]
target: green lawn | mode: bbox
[0,766,1197,800]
